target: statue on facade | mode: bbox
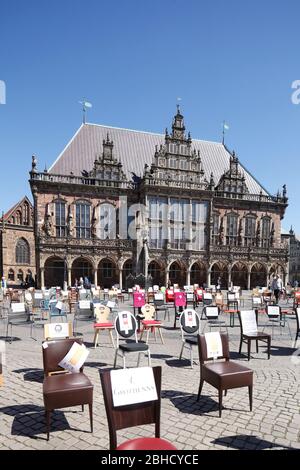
[44,207,52,236]
[67,210,74,237]
[256,220,261,247]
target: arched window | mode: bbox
[98,203,116,239]
[76,202,91,239]
[16,238,30,264]
[244,216,256,247]
[226,213,238,246]
[55,201,66,237]
[261,217,271,248]
[8,269,15,281]
[17,270,24,282]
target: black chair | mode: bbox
[114,311,151,368]
[179,309,200,368]
[153,293,169,321]
[197,332,253,417]
[224,300,239,327]
[202,306,228,333]
[294,307,300,347]
[100,366,177,450]
[238,310,271,360]
[6,302,34,343]
[200,293,213,319]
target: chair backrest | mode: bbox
[94,304,110,323]
[252,296,262,307]
[44,322,73,340]
[78,300,92,310]
[10,302,26,314]
[141,304,156,320]
[296,307,300,332]
[186,292,194,302]
[133,292,145,307]
[115,311,137,339]
[198,332,230,363]
[203,292,213,305]
[100,366,161,450]
[239,310,258,336]
[174,292,186,307]
[227,300,239,311]
[42,337,83,375]
[180,309,200,334]
[154,292,164,303]
[227,292,236,302]
[266,305,281,318]
[203,306,220,319]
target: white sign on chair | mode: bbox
[110,367,158,407]
[240,310,258,335]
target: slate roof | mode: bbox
[49,123,269,195]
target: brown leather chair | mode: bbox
[100,366,177,450]
[42,337,93,440]
[238,310,271,360]
[197,333,253,417]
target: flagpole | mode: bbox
[222,120,225,145]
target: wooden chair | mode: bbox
[179,309,200,368]
[140,304,164,344]
[93,304,115,348]
[238,310,271,360]
[202,306,228,333]
[114,311,151,368]
[42,337,93,440]
[197,332,253,417]
[294,307,300,347]
[44,322,73,340]
[100,366,177,450]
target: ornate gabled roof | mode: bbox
[215,151,249,194]
[1,196,33,227]
[48,113,269,195]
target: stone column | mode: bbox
[40,267,45,289]
[119,269,123,290]
[165,269,169,287]
[67,268,72,287]
[186,269,191,286]
[247,269,251,290]
[228,267,232,289]
[94,269,98,288]
[207,268,211,287]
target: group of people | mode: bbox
[270,273,284,304]
[74,276,91,289]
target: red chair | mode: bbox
[173,291,186,328]
[100,366,177,450]
[165,289,175,303]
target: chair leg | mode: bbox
[89,403,93,433]
[224,389,227,396]
[247,339,251,361]
[256,339,258,353]
[93,330,99,348]
[146,328,150,344]
[197,379,204,401]
[147,349,151,366]
[218,389,223,417]
[190,344,193,369]
[239,337,243,354]
[140,328,144,341]
[248,385,253,411]
[45,410,51,441]
[81,405,84,412]
[267,337,271,359]
[158,327,164,345]
[108,329,115,348]
[113,349,118,368]
[179,342,184,360]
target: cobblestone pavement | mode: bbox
[0,294,300,450]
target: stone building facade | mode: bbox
[285,228,300,285]
[29,108,289,290]
[0,196,36,285]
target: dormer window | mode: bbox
[169,158,176,169]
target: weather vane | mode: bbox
[222,120,229,144]
[79,98,92,124]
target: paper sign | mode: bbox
[106,300,115,309]
[11,303,25,313]
[253,297,261,305]
[203,293,212,300]
[34,293,43,299]
[58,342,89,373]
[79,300,91,309]
[240,310,258,335]
[110,367,158,407]
[205,306,219,318]
[297,308,300,323]
[154,293,164,301]
[184,309,196,327]
[118,311,133,334]
[267,306,280,317]
[186,293,194,301]
[205,332,223,359]
[56,301,63,310]
[45,322,71,339]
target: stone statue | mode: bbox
[67,211,74,237]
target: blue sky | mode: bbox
[0,0,299,232]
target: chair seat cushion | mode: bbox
[43,373,93,409]
[117,437,177,450]
[142,320,162,326]
[243,331,270,339]
[93,322,113,328]
[119,342,149,352]
[203,361,253,389]
[185,335,198,345]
